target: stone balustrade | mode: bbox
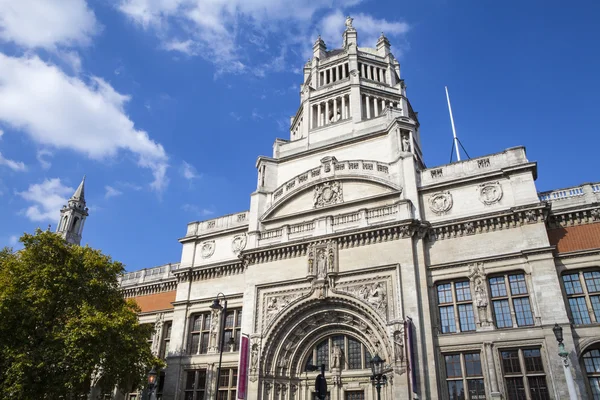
[258,201,409,246]
[538,182,600,210]
[119,262,179,287]
[185,211,249,237]
[271,159,391,207]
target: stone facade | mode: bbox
[109,20,600,400]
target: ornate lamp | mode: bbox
[210,297,223,310]
[146,366,158,400]
[553,323,563,345]
[370,354,387,400]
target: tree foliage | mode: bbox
[0,230,162,399]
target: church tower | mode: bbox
[56,176,89,245]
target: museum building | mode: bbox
[66,17,600,400]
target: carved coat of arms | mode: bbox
[313,181,343,208]
[201,240,215,258]
[429,191,453,215]
[231,234,247,255]
[479,181,503,205]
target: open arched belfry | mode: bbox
[115,16,600,400]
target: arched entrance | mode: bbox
[256,296,407,400]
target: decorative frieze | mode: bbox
[337,281,388,318]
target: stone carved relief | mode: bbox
[468,263,493,327]
[201,240,215,259]
[313,181,343,208]
[249,340,260,382]
[264,293,303,327]
[429,191,453,215]
[332,344,343,369]
[231,234,247,255]
[151,313,164,356]
[307,241,338,279]
[208,308,220,353]
[401,133,411,153]
[479,181,503,205]
[393,328,404,362]
[338,281,388,318]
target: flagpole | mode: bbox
[445,86,461,162]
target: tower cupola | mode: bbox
[56,176,89,245]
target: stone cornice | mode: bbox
[555,248,600,260]
[121,279,177,298]
[173,260,246,283]
[427,204,548,241]
[546,204,600,229]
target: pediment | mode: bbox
[263,177,401,220]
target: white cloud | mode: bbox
[0,0,99,49]
[229,112,242,121]
[0,54,170,192]
[180,161,199,180]
[8,235,18,246]
[0,129,3,138]
[181,203,214,217]
[117,0,408,76]
[18,178,73,222]
[0,151,26,171]
[104,185,123,199]
[36,149,53,169]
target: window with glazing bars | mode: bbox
[305,335,372,371]
[500,348,549,400]
[184,369,207,400]
[189,313,211,354]
[489,273,534,328]
[437,281,476,333]
[444,352,485,400]
[217,368,237,400]
[159,321,172,359]
[583,348,600,399]
[222,309,242,352]
[562,270,600,325]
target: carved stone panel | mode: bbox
[201,240,215,259]
[231,234,247,255]
[338,281,388,318]
[429,191,453,215]
[264,293,303,327]
[479,181,503,205]
[313,181,343,208]
[307,241,338,279]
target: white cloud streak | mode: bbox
[0,54,170,192]
[18,178,73,222]
[0,152,26,171]
[0,0,99,49]
[104,185,123,199]
[181,203,214,217]
[36,149,53,169]
[180,161,199,180]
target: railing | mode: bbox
[119,263,179,286]
[289,222,315,234]
[260,228,283,240]
[538,182,600,203]
[186,211,249,237]
[539,187,584,202]
[270,159,391,208]
[333,212,361,226]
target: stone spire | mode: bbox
[56,176,89,245]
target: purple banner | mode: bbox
[237,334,250,399]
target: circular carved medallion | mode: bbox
[232,234,247,255]
[201,240,215,258]
[479,182,503,205]
[429,191,453,215]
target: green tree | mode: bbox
[0,230,163,399]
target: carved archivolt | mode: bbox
[479,181,503,205]
[201,240,215,259]
[429,191,453,215]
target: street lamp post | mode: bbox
[146,366,158,400]
[210,293,235,400]
[370,354,387,400]
[552,323,578,400]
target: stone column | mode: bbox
[365,95,371,119]
[484,342,502,398]
[309,105,314,129]
[374,97,379,117]
[381,99,386,112]
[333,98,337,121]
[341,96,346,119]
[317,103,321,127]
[325,100,330,125]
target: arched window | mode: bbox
[71,216,79,232]
[304,334,372,372]
[583,346,600,399]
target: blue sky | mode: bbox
[1,0,599,271]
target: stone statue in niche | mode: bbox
[332,344,342,369]
[151,313,164,356]
[249,342,259,381]
[401,133,411,152]
[330,110,341,123]
[468,262,493,327]
[208,308,220,352]
[393,329,404,362]
[307,241,338,279]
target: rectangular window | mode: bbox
[437,281,476,334]
[501,348,549,400]
[562,270,600,325]
[490,273,534,329]
[222,309,242,352]
[443,352,485,400]
[160,321,172,359]
[218,368,237,400]
[184,369,207,400]
[189,313,211,354]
